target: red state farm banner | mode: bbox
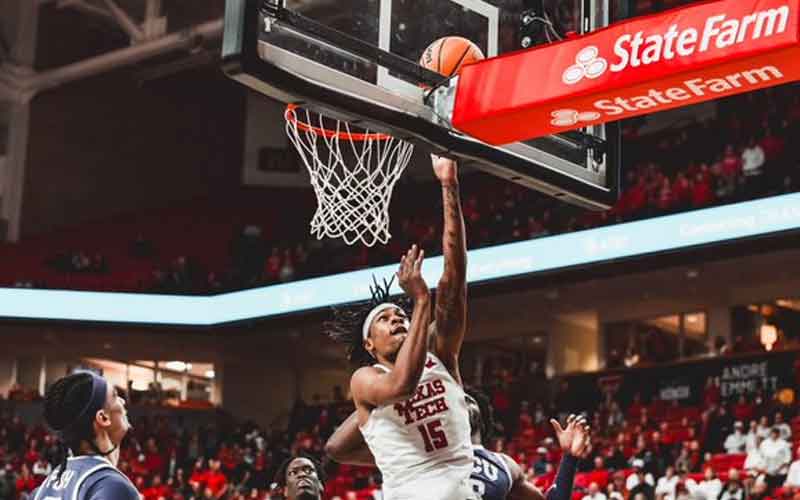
[452,0,800,145]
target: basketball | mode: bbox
[419,36,485,78]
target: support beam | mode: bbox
[0,0,38,241]
[23,18,222,93]
[10,0,39,67]
[101,0,144,42]
[60,0,116,23]
[145,0,162,21]
[143,0,167,40]
[3,101,31,241]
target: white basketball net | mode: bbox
[285,105,414,247]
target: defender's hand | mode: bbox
[551,414,592,458]
[396,244,428,300]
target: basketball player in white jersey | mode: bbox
[325,156,472,500]
[327,377,592,500]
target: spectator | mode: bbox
[23,440,39,468]
[672,172,692,210]
[630,476,656,500]
[656,178,674,212]
[533,447,550,475]
[607,402,625,428]
[144,437,166,477]
[607,441,629,471]
[651,431,673,474]
[711,162,736,200]
[278,249,295,282]
[293,244,309,272]
[733,396,755,423]
[674,482,691,500]
[264,248,282,283]
[704,379,721,408]
[746,435,767,476]
[722,145,743,178]
[709,406,735,453]
[756,416,771,439]
[655,465,679,500]
[676,444,696,474]
[685,467,722,500]
[15,464,36,500]
[751,476,770,500]
[189,458,208,496]
[588,456,611,490]
[584,482,608,500]
[204,459,228,500]
[760,127,785,163]
[724,421,747,454]
[0,463,16,500]
[746,420,760,453]
[31,457,51,482]
[609,471,628,500]
[775,413,792,441]
[783,444,800,493]
[627,459,655,492]
[691,172,714,207]
[717,469,745,500]
[742,137,766,178]
[760,427,791,488]
[143,474,172,500]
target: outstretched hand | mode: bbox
[550,414,592,458]
[431,154,458,185]
[396,244,428,300]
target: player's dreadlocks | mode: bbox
[324,275,412,366]
[465,387,495,446]
[43,372,96,481]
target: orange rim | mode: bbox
[285,104,393,141]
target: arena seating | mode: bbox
[2,359,799,500]
[1,83,798,296]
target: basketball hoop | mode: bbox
[284,104,414,247]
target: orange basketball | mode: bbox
[419,36,485,78]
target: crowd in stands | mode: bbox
[3,361,800,500]
[1,83,799,294]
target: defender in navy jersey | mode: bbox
[465,388,592,500]
[472,444,514,500]
[33,371,137,500]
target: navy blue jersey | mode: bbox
[470,445,514,500]
[32,455,138,500]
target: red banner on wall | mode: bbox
[452,0,800,145]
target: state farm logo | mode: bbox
[561,6,789,86]
[562,46,608,85]
[551,109,601,127]
[551,63,783,128]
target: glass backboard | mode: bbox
[222,0,620,209]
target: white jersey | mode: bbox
[360,352,475,500]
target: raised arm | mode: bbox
[505,415,593,500]
[351,245,431,408]
[324,411,376,466]
[431,155,467,383]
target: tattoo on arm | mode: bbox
[436,181,467,370]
